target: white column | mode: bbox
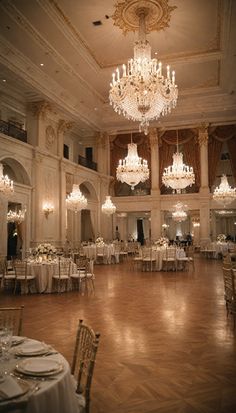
[149,128,160,196]
[200,202,211,243]
[198,124,209,194]
[150,201,161,240]
[97,132,110,175]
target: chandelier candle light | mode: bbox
[0,162,14,195]
[109,3,178,135]
[172,201,187,222]
[162,131,195,193]
[66,184,87,213]
[213,175,236,207]
[116,137,149,190]
[101,196,116,215]
[7,207,26,224]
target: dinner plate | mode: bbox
[0,376,30,402]
[15,358,63,377]
[11,336,25,346]
[14,341,49,356]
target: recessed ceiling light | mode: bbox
[154,52,158,55]
[40,63,44,66]
[2,79,6,82]
[94,107,98,111]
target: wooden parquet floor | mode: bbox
[1,255,236,413]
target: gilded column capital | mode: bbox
[198,124,209,146]
[29,101,53,120]
[57,119,74,136]
[97,131,109,148]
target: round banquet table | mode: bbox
[26,261,77,293]
[0,337,80,413]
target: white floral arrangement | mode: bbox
[95,237,105,247]
[154,237,169,247]
[217,234,226,243]
[35,243,57,255]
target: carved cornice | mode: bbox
[0,0,104,104]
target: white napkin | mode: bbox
[0,376,23,400]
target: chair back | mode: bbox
[166,247,176,260]
[0,305,24,335]
[71,320,100,407]
[14,261,27,279]
[59,258,71,278]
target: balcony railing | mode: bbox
[0,120,27,143]
[78,155,97,171]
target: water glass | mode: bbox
[0,327,13,361]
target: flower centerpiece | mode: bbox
[95,237,105,247]
[35,243,57,260]
[217,234,226,243]
[154,237,169,247]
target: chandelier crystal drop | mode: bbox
[7,208,26,224]
[101,196,116,215]
[0,163,14,195]
[66,184,87,213]
[172,201,187,223]
[162,131,195,193]
[109,8,178,135]
[116,141,149,190]
[213,175,236,206]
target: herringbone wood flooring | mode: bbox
[1,255,236,413]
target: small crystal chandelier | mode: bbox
[66,184,87,213]
[213,175,236,206]
[162,131,195,193]
[101,196,116,215]
[116,136,149,190]
[7,207,26,224]
[172,202,187,222]
[109,7,178,135]
[0,162,14,195]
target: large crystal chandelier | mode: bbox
[7,207,26,224]
[213,175,236,206]
[172,202,187,223]
[162,131,195,193]
[101,196,116,215]
[109,5,178,135]
[116,138,149,190]
[0,162,14,195]
[66,184,87,213]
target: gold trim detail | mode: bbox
[112,0,177,34]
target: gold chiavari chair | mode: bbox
[0,305,24,335]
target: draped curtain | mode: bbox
[208,125,236,188]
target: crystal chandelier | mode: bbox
[116,138,149,190]
[0,162,14,195]
[109,7,178,135]
[7,207,26,224]
[213,175,236,206]
[162,131,195,193]
[172,202,187,222]
[101,196,116,215]
[66,184,87,213]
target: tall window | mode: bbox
[86,147,93,162]
[63,144,69,159]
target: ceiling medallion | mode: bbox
[110,0,178,135]
[112,0,177,34]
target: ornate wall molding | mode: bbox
[57,119,74,136]
[45,125,56,149]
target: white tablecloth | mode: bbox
[27,261,77,293]
[151,247,186,270]
[83,244,116,264]
[0,338,80,413]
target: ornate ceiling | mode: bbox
[0,0,235,137]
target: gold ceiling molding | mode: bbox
[112,0,176,35]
